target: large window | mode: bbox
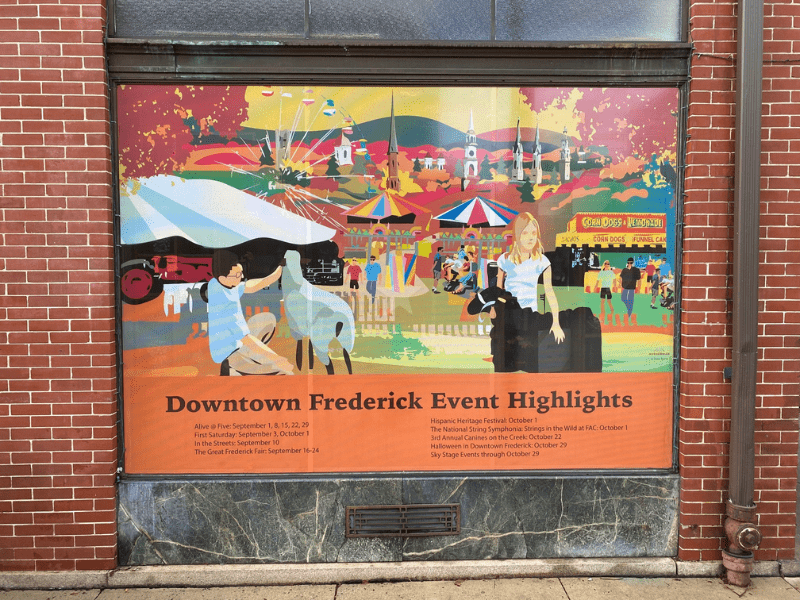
[110,0,685,42]
[117,84,679,474]
[109,0,689,478]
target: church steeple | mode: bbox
[511,118,524,182]
[388,95,399,155]
[560,126,571,183]
[466,110,477,145]
[386,93,400,191]
[464,109,478,178]
[513,119,522,153]
[533,119,542,184]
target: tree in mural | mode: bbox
[478,155,493,180]
[453,159,465,180]
[413,157,422,172]
[326,154,340,177]
[352,153,368,176]
[519,87,677,162]
[495,157,508,178]
[660,158,677,189]
[518,177,534,203]
[117,85,249,179]
[278,167,311,188]
[259,140,275,167]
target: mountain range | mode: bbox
[237,116,567,154]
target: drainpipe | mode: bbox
[722,0,764,587]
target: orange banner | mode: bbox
[572,213,667,233]
[123,372,673,474]
[556,212,668,248]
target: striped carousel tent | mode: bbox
[434,196,519,228]
[343,190,428,224]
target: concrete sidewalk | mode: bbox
[3,578,800,600]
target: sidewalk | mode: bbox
[3,577,800,600]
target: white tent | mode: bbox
[120,175,335,247]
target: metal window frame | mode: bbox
[107,39,690,86]
[108,37,691,478]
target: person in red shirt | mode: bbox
[346,258,363,296]
[645,257,656,286]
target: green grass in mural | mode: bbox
[354,331,432,361]
[176,169,282,196]
[333,284,675,374]
[602,333,673,373]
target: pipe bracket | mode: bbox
[726,499,757,522]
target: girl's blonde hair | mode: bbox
[508,212,544,264]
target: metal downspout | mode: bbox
[722,0,764,587]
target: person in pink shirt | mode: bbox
[346,258,363,296]
[645,257,656,286]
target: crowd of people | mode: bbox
[343,221,675,329]
[430,245,481,295]
[592,256,674,326]
[345,256,382,303]
[593,257,674,312]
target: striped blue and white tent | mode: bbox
[434,196,519,228]
[120,175,335,247]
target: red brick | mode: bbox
[1,0,798,571]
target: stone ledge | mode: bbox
[0,559,786,590]
[781,561,800,577]
[675,560,779,577]
[108,558,677,587]
[0,571,108,590]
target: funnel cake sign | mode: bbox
[117,85,679,474]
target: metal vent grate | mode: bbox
[346,504,460,538]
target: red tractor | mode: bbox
[120,255,213,305]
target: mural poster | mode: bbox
[118,85,678,474]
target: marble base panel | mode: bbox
[117,474,679,565]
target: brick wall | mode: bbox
[1,0,798,573]
[0,1,116,570]
[680,0,800,561]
